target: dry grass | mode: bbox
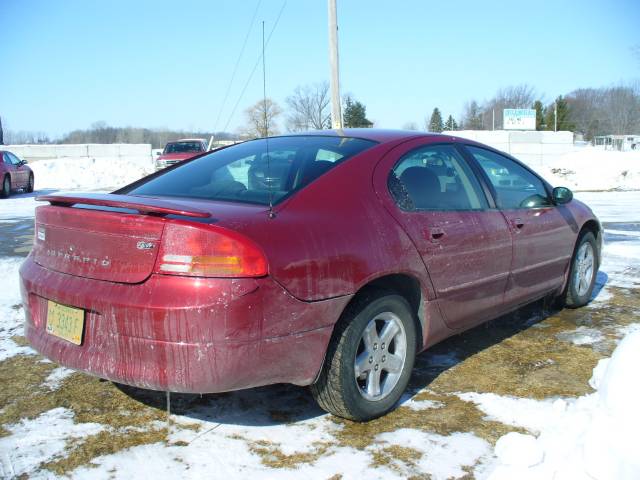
[0,286,636,477]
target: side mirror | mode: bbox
[18,159,28,166]
[552,186,573,205]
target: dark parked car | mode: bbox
[1,150,34,197]
[20,130,601,421]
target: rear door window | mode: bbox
[388,144,488,211]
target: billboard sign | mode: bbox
[503,109,536,130]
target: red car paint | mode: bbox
[20,130,601,394]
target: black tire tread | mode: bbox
[564,231,597,308]
[311,289,413,421]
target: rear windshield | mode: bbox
[164,141,204,153]
[126,136,376,205]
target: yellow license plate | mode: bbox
[46,300,85,345]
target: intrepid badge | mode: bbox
[136,241,155,250]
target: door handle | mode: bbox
[512,218,524,231]
[429,227,445,241]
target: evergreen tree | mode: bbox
[429,108,444,132]
[343,96,373,128]
[544,96,574,131]
[533,100,545,130]
[444,114,458,131]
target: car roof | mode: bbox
[281,128,457,144]
[169,138,207,143]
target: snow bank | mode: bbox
[473,329,640,480]
[0,257,35,360]
[30,156,154,191]
[541,148,640,191]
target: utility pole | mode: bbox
[328,0,342,129]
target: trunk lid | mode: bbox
[32,193,211,283]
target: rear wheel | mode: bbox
[563,231,598,308]
[1,175,10,198]
[311,291,417,421]
[26,173,34,193]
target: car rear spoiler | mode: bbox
[36,193,212,218]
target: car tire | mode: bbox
[1,175,10,198]
[563,231,598,308]
[311,290,417,421]
[26,173,34,193]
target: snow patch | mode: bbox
[482,330,640,480]
[30,156,154,191]
[376,428,492,479]
[0,408,104,479]
[0,257,35,360]
[543,148,640,191]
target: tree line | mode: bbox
[428,82,640,139]
[2,80,637,146]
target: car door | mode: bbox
[375,140,513,331]
[2,153,18,187]
[7,153,27,186]
[464,145,576,307]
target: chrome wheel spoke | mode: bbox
[362,321,380,352]
[379,321,400,346]
[384,353,404,374]
[366,368,382,397]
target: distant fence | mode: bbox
[452,130,577,168]
[3,144,153,162]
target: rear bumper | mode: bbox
[20,257,350,393]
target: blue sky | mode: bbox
[2,0,638,137]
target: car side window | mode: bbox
[2,154,9,165]
[388,144,488,211]
[8,153,20,165]
[466,146,552,209]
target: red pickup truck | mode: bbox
[155,139,208,170]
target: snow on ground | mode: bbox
[542,148,640,191]
[30,156,154,191]
[466,330,640,480]
[0,257,35,360]
[0,409,105,479]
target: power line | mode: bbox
[222,1,287,134]
[213,0,262,133]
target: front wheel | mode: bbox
[563,231,598,308]
[1,176,10,198]
[311,291,417,421]
[26,173,34,193]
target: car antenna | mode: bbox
[262,20,276,219]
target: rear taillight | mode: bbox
[155,221,267,278]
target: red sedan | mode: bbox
[20,130,601,421]
[1,150,34,197]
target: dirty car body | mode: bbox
[20,130,602,420]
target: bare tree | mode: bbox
[402,121,419,130]
[462,100,484,129]
[241,98,282,138]
[285,82,331,131]
[602,83,640,135]
[482,84,537,129]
